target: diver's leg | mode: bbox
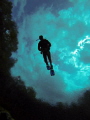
[47,51,53,68]
[42,52,48,66]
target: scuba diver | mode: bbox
[38,35,53,70]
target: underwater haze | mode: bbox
[10,0,90,105]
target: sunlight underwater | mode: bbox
[11,0,90,104]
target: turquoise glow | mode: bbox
[11,0,90,104]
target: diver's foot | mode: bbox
[50,65,53,69]
[46,65,51,70]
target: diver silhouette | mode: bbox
[38,35,53,70]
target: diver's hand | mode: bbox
[40,51,42,54]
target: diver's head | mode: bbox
[39,35,43,40]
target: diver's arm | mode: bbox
[38,42,41,51]
[47,40,51,47]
